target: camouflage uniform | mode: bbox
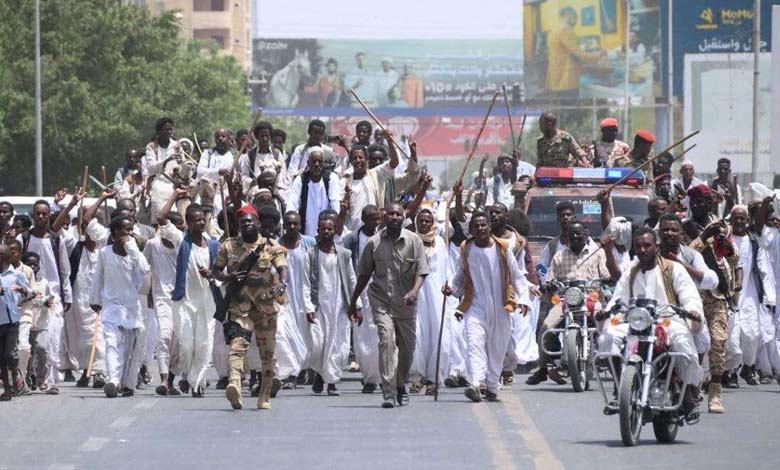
[536,130,588,167]
[215,236,287,408]
[610,150,654,181]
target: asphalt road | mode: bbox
[3,369,780,470]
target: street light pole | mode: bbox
[751,0,761,180]
[668,0,674,147]
[623,0,631,132]
[34,0,43,196]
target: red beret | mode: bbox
[687,184,712,199]
[235,204,259,220]
[635,129,656,143]
[654,173,671,183]
[600,117,618,128]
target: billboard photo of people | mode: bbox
[524,0,661,101]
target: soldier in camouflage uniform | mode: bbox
[536,112,589,167]
[212,205,288,410]
[609,129,656,182]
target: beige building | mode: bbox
[130,0,251,70]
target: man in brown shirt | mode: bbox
[348,202,430,409]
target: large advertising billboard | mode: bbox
[251,38,523,114]
[523,0,662,101]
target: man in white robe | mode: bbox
[144,117,178,221]
[287,148,342,237]
[601,228,704,419]
[341,205,382,393]
[726,206,775,386]
[159,189,219,396]
[445,211,532,402]
[304,217,359,395]
[753,198,780,384]
[196,128,235,215]
[89,217,150,397]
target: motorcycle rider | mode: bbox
[600,227,705,423]
[526,222,618,385]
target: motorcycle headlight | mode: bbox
[564,287,584,306]
[627,307,652,331]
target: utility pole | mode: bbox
[623,0,631,132]
[751,0,761,180]
[667,0,674,147]
[35,0,43,196]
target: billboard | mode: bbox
[665,0,775,97]
[251,38,523,115]
[684,53,772,174]
[523,0,662,101]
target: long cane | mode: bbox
[78,166,89,240]
[348,89,411,161]
[501,85,516,152]
[516,113,527,149]
[85,312,101,378]
[434,190,459,402]
[101,166,109,222]
[457,90,499,183]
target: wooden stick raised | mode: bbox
[456,90,500,183]
[600,130,700,196]
[348,89,410,160]
[101,166,109,223]
[501,85,516,151]
[516,113,527,148]
[78,166,89,238]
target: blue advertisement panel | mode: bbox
[664,0,776,97]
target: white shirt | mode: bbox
[23,233,72,304]
[89,241,149,329]
[143,236,178,301]
[288,143,335,175]
[485,176,515,210]
[287,172,343,236]
[197,149,234,180]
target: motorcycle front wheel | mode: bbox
[652,414,679,443]
[619,364,643,446]
[565,329,586,392]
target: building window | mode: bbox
[194,28,229,49]
[194,0,225,11]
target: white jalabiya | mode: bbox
[352,230,381,386]
[602,260,704,385]
[67,220,109,374]
[451,242,532,394]
[274,302,309,378]
[306,251,352,384]
[163,223,216,392]
[143,236,180,376]
[286,242,314,369]
[89,240,150,389]
[756,228,780,375]
[727,235,775,370]
[196,149,234,214]
[447,242,468,379]
[411,236,452,384]
[144,141,177,221]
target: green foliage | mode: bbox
[0,0,250,195]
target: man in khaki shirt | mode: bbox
[348,202,430,409]
[527,222,617,385]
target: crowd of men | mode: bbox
[0,112,778,418]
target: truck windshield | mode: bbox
[526,195,648,239]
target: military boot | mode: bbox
[708,382,724,414]
[226,379,243,410]
[257,375,272,410]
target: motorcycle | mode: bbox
[540,279,602,392]
[593,299,698,446]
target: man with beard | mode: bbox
[348,202,429,408]
[287,148,342,237]
[212,205,288,410]
[527,222,616,386]
[443,211,532,402]
[594,118,630,168]
[600,228,704,423]
[726,205,774,387]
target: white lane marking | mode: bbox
[471,402,516,469]
[501,392,564,470]
[132,398,159,410]
[78,436,110,452]
[108,415,137,428]
[48,464,76,470]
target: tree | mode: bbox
[0,0,251,195]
